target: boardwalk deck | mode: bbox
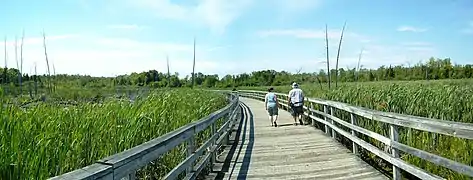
[205,97,389,180]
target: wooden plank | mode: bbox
[309,98,473,139]
[109,125,195,179]
[206,98,389,180]
[49,92,239,180]
[306,114,443,180]
[163,132,219,179]
[392,141,473,177]
[104,105,235,178]
[48,163,113,180]
[309,108,391,146]
[351,113,359,155]
[241,91,473,179]
[238,90,473,139]
[390,124,401,180]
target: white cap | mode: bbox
[292,82,299,88]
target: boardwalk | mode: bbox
[206,98,389,180]
[49,91,473,180]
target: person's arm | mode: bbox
[301,90,305,104]
[264,94,268,110]
[287,91,291,106]
[275,95,279,107]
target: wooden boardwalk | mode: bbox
[49,91,473,180]
[206,98,389,180]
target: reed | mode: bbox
[0,89,227,179]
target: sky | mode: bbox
[1,0,473,78]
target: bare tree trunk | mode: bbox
[191,37,196,88]
[34,62,38,96]
[356,48,364,81]
[52,63,56,93]
[20,30,24,95]
[296,67,302,83]
[42,30,52,94]
[316,76,323,90]
[335,21,347,88]
[3,37,7,90]
[167,54,170,86]
[15,36,21,95]
[325,24,331,90]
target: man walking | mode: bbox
[288,82,304,125]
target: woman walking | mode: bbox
[265,87,279,127]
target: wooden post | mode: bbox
[224,113,231,146]
[330,107,336,139]
[350,113,359,155]
[310,103,316,127]
[186,128,195,175]
[210,120,217,171]
[323,105,330,134]
[390,124,401,180]
[128,171,136,180]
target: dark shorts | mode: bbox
[291,105,304,116]
[267,106,278,116]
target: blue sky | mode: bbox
[1,0,472,78]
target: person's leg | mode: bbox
[296,106,304,125]
[267,107,274,126]
[273,107,279,127]
[291,106,298,125]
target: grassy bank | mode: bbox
[0,89,227,179]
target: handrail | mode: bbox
[49,92,240,180]
[238,90,473,180]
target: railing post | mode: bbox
[323,105,330,135]
[350,113,359,156]
[225,104,236,145]
[186,127,195,175]
[302,98,308,125]
[310,103,316,127]
[128,171,136,180]
[330,107,336,139]
[224,113,231,146]
[210,120,217,171]
[390,124,401,180]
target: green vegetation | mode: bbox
[0,89,227,180]
[243,79,473,179]
[1,54,472,179]
[1,57,472,91]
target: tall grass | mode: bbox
[242,79,473,179]
[0,89,227,179]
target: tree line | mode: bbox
[1,57,472,94]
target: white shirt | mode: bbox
[288,88,304,106]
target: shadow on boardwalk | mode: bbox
[209,102,254,180]
[205,98,388,180]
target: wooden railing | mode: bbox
[49,92,240,180]
[238,90,473,180]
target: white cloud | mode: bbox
[396,26,428,32]
[257,28,372,43]
[3,34,78,46]
[274,0,320,13]
[0,34,229,78]
[122,0,253,34]
[107,24,145,30]
[194,0,253,34]
[205,45,231,52]
[400,42,431,46]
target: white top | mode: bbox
[288,88,304,107]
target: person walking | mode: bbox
[264,87,279,127]
[288,82,304,125]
